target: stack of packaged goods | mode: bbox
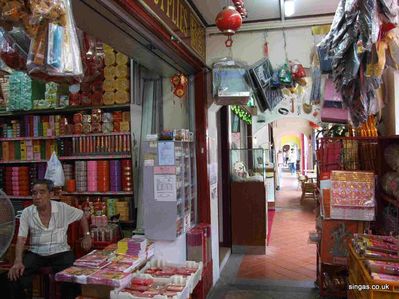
[75,161,87,192]
[106,198,118,218]
[121,159,132,192]
[350,234,399,287]
[115,200,129,221]
[111,274,189,299]
[8,72,35,111]
[87,161,98,192]
[102,112,113,133]
[56,236,154,289]
[116,237,147,259]
[103,45,129,105]
[97,160,110,192]
[4,166,30,196]
[110,160,122,192]
[352,234,399,261]
[63,164,73,181]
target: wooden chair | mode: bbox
[297,174,307,190]
[301,176,317,204]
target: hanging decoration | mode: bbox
[232,0,248,19]
[231,105,251,124]
[319,0,399,127]
[215,6,242,47]
[170,73,188,98]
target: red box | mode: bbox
[321,219,365,265]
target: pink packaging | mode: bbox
[371,272,399,282]
[367,260,399,275]
[87,269,132,287]
[26,148,33,160]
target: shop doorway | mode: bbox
[236,117,317,282]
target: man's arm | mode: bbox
[80,215,92,251]
[8,236,27,281]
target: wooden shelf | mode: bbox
[59,154,131,160]
[380,193,399,208]
[0,104,130,117]
[0,155,131,163]
[60,132,130,138]
[0,160,47,164]
[8,196,60,200]
[0,136,56,141]
[63,191,133,196]
[8,196,32,200]
[0,132,130,141]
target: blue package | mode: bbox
[47,23,64,69]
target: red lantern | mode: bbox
[215,6,242,47]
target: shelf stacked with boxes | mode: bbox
[0,43,135,236]
[315,137,378,297]
[143,138,195,241]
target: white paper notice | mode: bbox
[158,142,175,166]
[154,175,176,201]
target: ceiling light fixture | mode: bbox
[284,0,295,17]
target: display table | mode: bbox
[231,181,266,254]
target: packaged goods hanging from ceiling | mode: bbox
[319,0,399,127]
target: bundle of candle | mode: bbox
[71,134,131,155]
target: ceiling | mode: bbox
[190,0,341,27]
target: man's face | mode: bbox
[32,184,52,209]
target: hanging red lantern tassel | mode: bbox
[215,6,242,47]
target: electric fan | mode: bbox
[0,190,15,259]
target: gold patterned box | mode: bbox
[330,171,375,220]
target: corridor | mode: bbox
[208,173,319,299]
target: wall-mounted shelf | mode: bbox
[0,104,130,117]
[0,160,47,164]
[0,132,131,141]
[63,191,133,196]
[59,154,131,160]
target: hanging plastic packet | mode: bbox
[27,0,83,83]
[271,70,280,87]
[29,0,66,26]
[1,0,28,24]
[0,28,29,70]
[290,61,306,79]
[47,22,64,69]
[278,64,292,85]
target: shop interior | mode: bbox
[0,0,398,299]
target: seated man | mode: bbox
[8,179,92,299]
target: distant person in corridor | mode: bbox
[7,179,92,299]
[288,149,297,174]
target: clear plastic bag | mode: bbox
[29,0,66,25]
[27,0,83,82]
[0,28,29,71]
[44,151,65,187]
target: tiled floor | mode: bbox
[208,173,319,299]
[238,172,316,281]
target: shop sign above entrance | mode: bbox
[140,0,206,61]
